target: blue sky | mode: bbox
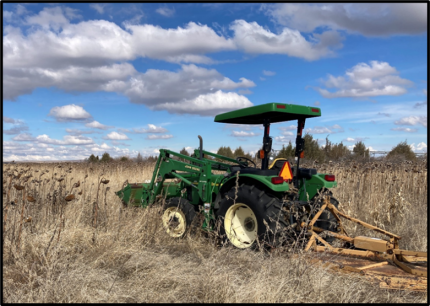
[3,3,427,161]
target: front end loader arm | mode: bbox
[147,149,212,204]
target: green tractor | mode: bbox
[116,103,339,249]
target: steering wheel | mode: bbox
[236,156,257,168]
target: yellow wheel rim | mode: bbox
[162,207,187,237]
[224,203,258,248]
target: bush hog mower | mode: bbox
[116,103,427,291]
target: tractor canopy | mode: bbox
[214,103,321,125]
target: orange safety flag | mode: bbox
[279,161,293,182]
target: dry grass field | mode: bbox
[2,159,427,303]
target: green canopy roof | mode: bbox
[214,103,321,125]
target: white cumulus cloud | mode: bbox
[149,90,254,116]
[231,131,259,137]
[12,133,34,141]
[305,126,332,134]
[315,61,412,98]
[35,134,94,145]
[343,137,368,143]
[101,65,255,116]
[126,22,235,63]
[390,127,418,133]
[48,104,92,122]
[274,135,294,143]
[409,142,427,152]
[394,116,427,127]
[146,134,173,140]
[267,3,427,36]
[85,121,113,130]
[3,116,23,124]
[280,131,294,136]
[104,131,130,140]
[133,124,168,133]
[279,125,297,131]
[25,6,79,31]
[156,7,175,17]
[230,20,343,61]
[89,4,107,14]
[262,70,276,76]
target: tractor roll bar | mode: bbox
[293,118,306,188]
[261,119,271,170]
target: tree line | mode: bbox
[274,135,419,162]
[86,135,421,163]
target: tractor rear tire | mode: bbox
[162,197,196,238]
[217,184,288,249]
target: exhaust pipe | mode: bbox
[198,135,203,160]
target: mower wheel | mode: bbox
[217,184,288,249]
[162,197,196,238]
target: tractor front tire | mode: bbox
[217,184,288,249]
[162,197,196,238]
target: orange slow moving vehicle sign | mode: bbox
[279,161,293,182]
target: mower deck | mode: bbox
[307,252,427,291]
[302,197,427,292]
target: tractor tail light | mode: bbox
[325,175,335,182]
[271,177,284,184]
[259,150,265,159]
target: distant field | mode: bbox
[2,160,427,303]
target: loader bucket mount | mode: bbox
[301,196,427,291]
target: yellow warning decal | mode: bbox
[279,161,293,182]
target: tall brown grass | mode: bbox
[2,159,427,303]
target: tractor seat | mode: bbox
[269,158,290,172]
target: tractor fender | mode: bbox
[299,173,337,201]
[213,174,288,211]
